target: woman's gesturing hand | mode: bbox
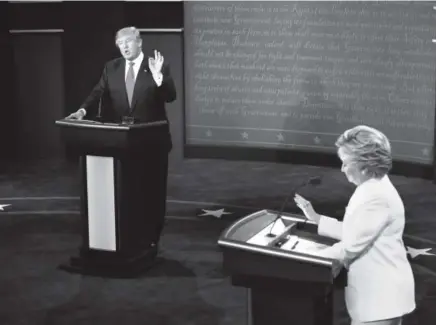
[294,193,321,224]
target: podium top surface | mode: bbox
[218,209,337,268]
[55,119,168,131]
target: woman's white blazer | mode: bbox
[317,175,416,322]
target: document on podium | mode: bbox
[71,119,100,124]
[281,236,330,256]
[246,219,287,246]
[67,119,123,127]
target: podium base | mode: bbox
[58,246,159,278]
[248,286,333,325]
[233,275,334,325]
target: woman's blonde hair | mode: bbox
[335,125,392,178]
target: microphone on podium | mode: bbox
[95,96,103,122]
[266,176,322,238]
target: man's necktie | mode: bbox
[125,62,135,108]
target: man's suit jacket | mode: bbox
[81,55,177,151]
[317,175,416,322]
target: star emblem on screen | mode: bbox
[422,148,430,156]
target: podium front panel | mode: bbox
[86,155,117,251]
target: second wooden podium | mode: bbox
[55,118,169,278]
[218,210,346,325]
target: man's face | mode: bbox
[116,34,142,61]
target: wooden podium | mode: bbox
[55,118,169,278]
[218,210,346,325]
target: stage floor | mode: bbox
[0,157,435,325]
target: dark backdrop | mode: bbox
[2,1,436,180]
[0,1,15,161]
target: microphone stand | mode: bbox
[95,97,103,122]
[266,176,321,238]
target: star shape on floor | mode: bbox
[406,246,436,259]
[277,133,284,141]
[0,204,11,211]
[314,136,321,144]
[241,132,248,139]
[198,208,232,219]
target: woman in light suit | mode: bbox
[294,125,415,325]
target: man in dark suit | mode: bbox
[66,26,176,259]
[66,26,176,137]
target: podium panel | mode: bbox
[218,209,345,325]
[86,155,116,251]
[56,119,169,278]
